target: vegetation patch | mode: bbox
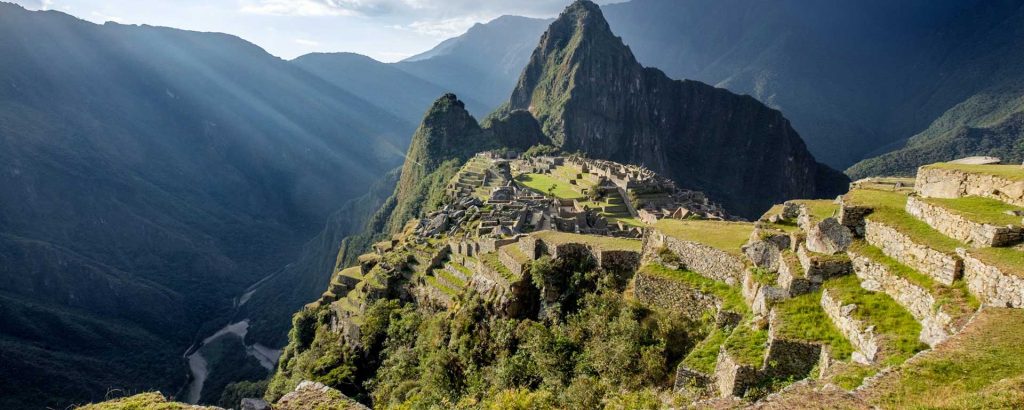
[850,241,979,315]
[862,308,1024,409]
[76,392,219,410]
[681,327,731,375]
[830,363,879,391]
[722,322,769,367]
[773,290,854,360]
[653,219,754,256]
[968,247,1024,279]
[824,276,928,365]
[515,173,584,199]
[846,189,963,253]
[793,199,839,221]
[924,196,1024,226]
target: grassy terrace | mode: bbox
[923,196,1024,226]
[793,199,839,221]
[824,275,928,366]
[845,189,963,254]
[682,327,731,374]
[532,230,642,252]
[447,261,473,278]
[923,162,1024,181]
[968,247,1024,278]
[515,173,584,199]
[862,308,1024,409]
[773,290,854,360]
[653,219,754,256]
[434,269,466,288]
[850,241,979,317]
[723,321,769,367]
[500,243,533,265]
[480,252,517,281]
[781,251,805,278]
[338,266,363,281]
[424,276,458,297]
[640,264,748,314]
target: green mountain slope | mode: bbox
[0,4,410,408]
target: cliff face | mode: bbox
[510,0,848,218]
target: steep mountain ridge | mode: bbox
[509,0,847,218]
[0,4,410,408]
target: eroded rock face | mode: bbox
[275,381,369,410]
[240,398,272,410]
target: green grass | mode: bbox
[532,230,642,252]
[77,392,219,410]
[773,290,854,360]
[968,247,1024,279]
[924,163,1024,182]
[830,363,879,390]
[846,189,964,254]
[723,322,769,367]
[682,327,732,374]
[480,252,517,281]
[923,196,1024,226]
[424,276,458,297]
[793,199,839,221]
[850,241,979,316]
[515,173,584,199]
[750,268,778,286]
[824,275,928,365]
[780,251,805,278]
[501,243,533,264]
[448,261,473,278]
[338,266,363,281]
[640,264,748,314]
[864,308,1024,409]
[435,269,466,288]
[653,219,754,256]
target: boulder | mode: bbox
[240,398,272,410]
[805,218,852,255]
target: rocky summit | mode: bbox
[509,0,848,218]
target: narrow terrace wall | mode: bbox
[916,167,1024,207]
[864,220,962,285]
[632,270,718,320]
[645,230,746,285]
[958,249,1024,308]
[849,250,954,346]
[821,289,880,364]
[906,196,1023,247]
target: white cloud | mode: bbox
[90,10,122,22]
[294,38,320,46]
[397,14,485,37]
[240,0,358,16]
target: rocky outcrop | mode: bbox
[275,381,369,410]
[804,218,853,255]
[864,220,962,285]
[916,165,1024,207]
[906,196,1023,247]
[848,249,956,346]
[958,249,1024,308]
[839,196,873,237]
[508,0,847,218]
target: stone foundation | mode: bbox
[916,166,1024,207]
[839,197,872,237]
[849,249,955,346]
[958,249,1024,308]
[633,270,718,320]
[714,349,761,398]
[864,219,962,285]
[821,289,880,364]
[906,196,1023,247]
[645,230,746,286]
[797,245,852,282]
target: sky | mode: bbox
[8,0,614,62]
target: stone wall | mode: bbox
[797,245,852,282]
[645,230,746,286]
[958,249,1024,308]
[864,220,962,285]
[633,270,718,320]
[714,349,761,398]
[498,246,531,278]
[848,249,954,346]
[916,166,1024,207]
[821,289,880,364]
[906,196,1023,247]
[596,249,641,274]
[764,310,822,379]
[838,197,872,237]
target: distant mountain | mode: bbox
[393,16,553,117]
[401,0,1024,171]
[0,4,411,409]
[291,52,485,126]
[508,0,846,218]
